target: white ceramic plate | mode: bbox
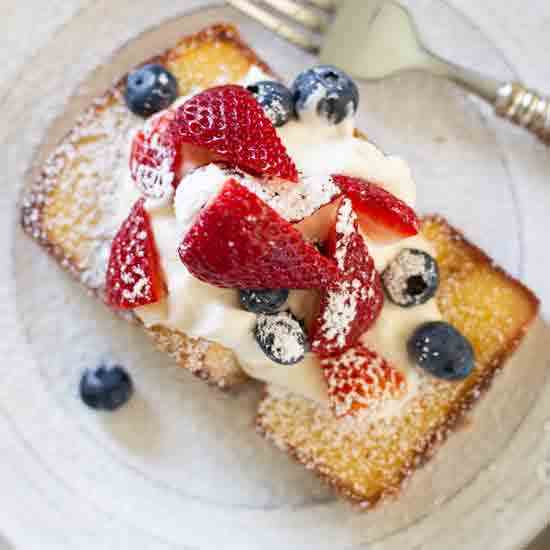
[3,1,550,548]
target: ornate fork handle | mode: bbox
[495,82,550,143]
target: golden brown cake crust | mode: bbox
[257,216,539,508]
[145,325,248,389]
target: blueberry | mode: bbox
[246,81,294,127]
[79,365,133,411]
[239,288,289,314]
[291,65,359,124]
[382,249,439,308]
[408,322,475,381]
[255,312,307,365]
[125,64,178,117]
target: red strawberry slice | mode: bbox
[130,85,298,193]
[106,198,166,309]
[321,344,406,418]
[176,85,298,181]
[130,110,182,199]
[310,198,384,357]
[178,178,338,289]
[332,175,419,243]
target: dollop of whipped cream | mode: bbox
[115,67,442,418]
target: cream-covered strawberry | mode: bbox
[106,198,165,309]
[321,344,406,418]
[130,85,298,199]
[178,178,338,289]
[332,175,419,243]
[310,198,384,357]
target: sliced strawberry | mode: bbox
[130,110,182,200]
[178,178,338,289]
[332,175,419,243]
[130,85,298,193]
[310,198,384,357]
[321,344,406,418]
[176,85,298,181]
[106,198,166,309]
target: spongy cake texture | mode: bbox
[257,216,538,506]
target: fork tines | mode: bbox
[226,0,334,52]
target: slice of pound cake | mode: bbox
[257,216,538,506]
[21,24,273,389]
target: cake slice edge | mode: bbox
[257,215,540,508]
[20,23,275,390]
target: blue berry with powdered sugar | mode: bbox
[383,249,439,308]
[246,81,294,127]
[291,65,359,125]
[255,312,307,365]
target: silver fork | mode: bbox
[226,0,550,143]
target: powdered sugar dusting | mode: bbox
[133,156,175,197]
[255,312,306,365]
[313,199,373,353]
[241,173,340,222]
[320,287,360,349]
[21,88,142,291]
[130,111,178,202]
[262,95,288,126]
[334,197,356,269]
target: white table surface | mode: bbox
[2,1,549,548]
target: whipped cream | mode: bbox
[115,67,442,417]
